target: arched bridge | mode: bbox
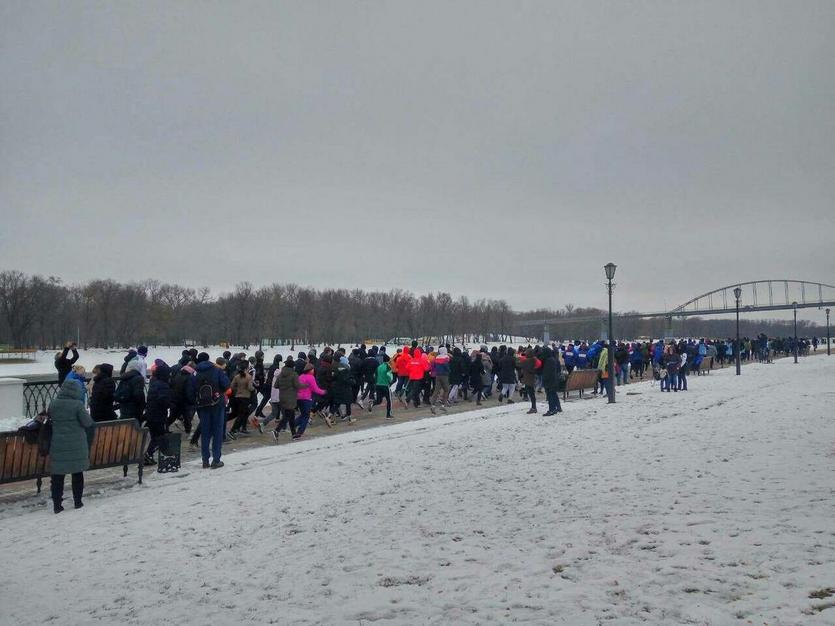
[517,279,835,334]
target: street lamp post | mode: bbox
[734,286,742,376]
[604,263,617,404]
[793,301,798,364]
[827,308,831,356]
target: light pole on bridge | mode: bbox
[793,301,798,364]
[826,308,830,357]
[734,286,742,376]
[604,263,617,404]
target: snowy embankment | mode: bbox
[1,357,834,625]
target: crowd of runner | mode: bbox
[32,332,822,513]
[48,333,820,470]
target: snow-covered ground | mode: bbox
[1,356,833,624]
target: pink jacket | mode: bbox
[297,372,325,401]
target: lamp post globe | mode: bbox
[603,263,616,403]
[733,287,742,376]
[792,301,798,364]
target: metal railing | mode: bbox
[23,380,61,418]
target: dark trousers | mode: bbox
[409,380,423,407]
[546,389,562,413]
[51,472,84,508]
[198,404,224,464]
[231,397,250,432]
[145,419,167,457]
[524,385,536,410]
[374,385,392,416]
[297,400,312,435]
[255,390,271,416]
[168,403,195,433]
[277,408,297,435]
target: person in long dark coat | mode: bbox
[540,347,563,416]
[116,360,146,422]
[47,379,95,513]
[89,363,116,422]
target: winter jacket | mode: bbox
[519,350,540,387]
[361,356,379,383]
[480,353,494,386]
[230,372,255,399]
[276,366,304,410]
[498,354,517,384]
[90,365,116,422]
[55,347,79,385]
[541,348,562,391]
[432,350,451,377]
[449,352,464,385]
[171,367,197,407]
[297,372,325,401]
[47,380,94,475]
[468,358,484,383]
[407,349,430,381]
[65,371,88,405]
[116,368,146,421]
[562,347,576,368]
[597,347,609,374]
[193,361,230,409]
[332,363,355,404]
[145,377,171,424]
[375,362,394,387]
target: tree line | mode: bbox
[0,270,821,350]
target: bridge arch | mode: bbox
[668,280,835,317]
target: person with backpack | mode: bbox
[115,360,146,422]
[54,342,79,385]
[194,352,230,469]
[89,363,117,422]
[47,379,95,513]
[143,360,172,465]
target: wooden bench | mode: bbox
[563,369,600,399]
[0,419,149,494]
[696,356,714,375]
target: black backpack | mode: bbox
[195,370,220,408]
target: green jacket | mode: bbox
[597,347,609,373]
[375,362,393,387]
[48,380,95,475]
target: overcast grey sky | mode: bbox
[1,1,833,318]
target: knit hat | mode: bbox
[197,352,210,363]
[137,346,148,356]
